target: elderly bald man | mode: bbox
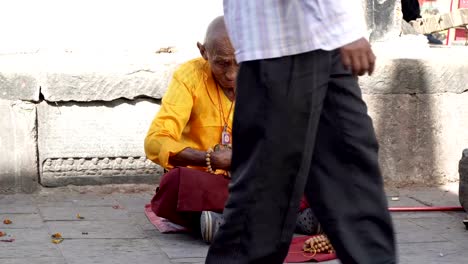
[145,16,321,243]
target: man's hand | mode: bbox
[340,38,376,76]
[210,149,232,171]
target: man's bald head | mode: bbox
[203,16,229,52]
[197,16,237,91]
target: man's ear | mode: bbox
[197,42,209,60]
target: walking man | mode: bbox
[206,1,397,264]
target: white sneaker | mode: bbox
[200,211,224,243]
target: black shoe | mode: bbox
[426,34,443,45]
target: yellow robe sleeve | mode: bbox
[144,72,193,169]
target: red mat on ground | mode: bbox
[285,236,337,263]
[144,204,189,233]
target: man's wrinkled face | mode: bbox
[198,37,238,90]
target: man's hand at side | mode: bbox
[340,37,376,76]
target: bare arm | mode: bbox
[169,147,232,171]
[169,148,207,167]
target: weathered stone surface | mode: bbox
[0,73,40,101]
[46,220,146,239]
[0,228,63,259]
[365,93,468,186]
[0,53,41,101]
[393,219,448,244]
[459,149,468,211]
[0,99,38,193]
[360,46,468,94]
[401,20,419,35]
[37,99,164,186]
[58,238,164,257]
[0,213,44,228]
[366,0,403,42]
[40,52,196,101]
[39,206,130,221]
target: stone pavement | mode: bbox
[1,183,467,264]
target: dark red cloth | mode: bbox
[299,196,310,212]
[285,236,337,263]
[151,167,230,227]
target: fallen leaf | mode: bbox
[76,214,85,220]
[3,219,12,224]
[51,233,62,239]
[0,231,5,237]
[51,238,64,244]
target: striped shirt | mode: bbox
[223,0,367,63]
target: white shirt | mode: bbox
[223,0,367,63]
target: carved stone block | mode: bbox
[37,99,163,186]
[41,157,163,187]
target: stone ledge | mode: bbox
[0,50,199,102]
[2,46,467,104]
[360,45,468,94]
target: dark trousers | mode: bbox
[402,0,422,22]
[205,50,396,264]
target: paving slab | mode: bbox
[393,218,449,244]
[39,206,130,221]
[398,241,468,264]
[409,216,468,242]
[0,213,44,228]
[171,257,207,263]
[0,228,63,259]
[65,253,173,264]
[35,195,117,207]
[1,257,67,264]
[0,204,38,214]
[391,211,458,220]
[2,186,468,264]
[0,194,34,205]
[111,194,151,213]
[129,212,158,231]
[57,238,163,257]
[46,220,146,239]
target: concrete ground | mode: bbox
[0,183,467,264]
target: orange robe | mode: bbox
[145,57,234,171]
[144,58,233,227]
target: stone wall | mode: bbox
[1,43,467,192]
[2,1,468,192]
[0,51,193,192]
